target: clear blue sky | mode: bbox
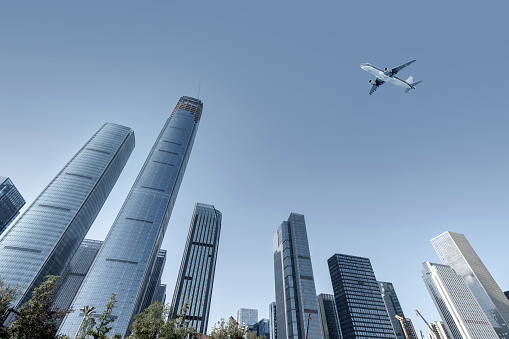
[2,1,509,335]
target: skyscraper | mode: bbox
[422,262,497,339]
[171,203,221,334]
[270,302,277,339]
[402,318,419,339]
[237,308,258,328]
[139,249,167,313]
[317,294,342,339]
[0,123,135,309]
[328,254,396,339]
[0,176,25,236]
[428,321,451,339]
[54,239,103,312]
[273,213,322,339]
[59,96,203,337]
[153,284,166,305]
[378,281,406,339]
[253,319,271,338]
[431,231,509,338]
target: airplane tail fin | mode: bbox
[406,76,414,84]
[405,80,422,93]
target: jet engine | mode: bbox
[384,67,392,73]
[369,79,374,84]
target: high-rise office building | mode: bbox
[171,203,221,334]
[0,176,25,236]
[153,284,166,305]
[422,262,497,339]
[273,213,322,339]
[317,294,342,339]
[59,96,203,337]
[427,321,451,339]
[378,281,406,339]
[328,254,396,339]
[270,302,277,339]
[253,319,271,338]
[431,231,509,338]
[0,123,134,309]
[139,249,167,313]
[402,318,419,339]
[237,308,258,328]
[54,239,103,312]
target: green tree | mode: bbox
[77,293,117,339]
[128,300,197,339]
[9,275,70,339]
[0,275,20,338]
[246,332,267,339]
[210,316,245,339]
[127,301,165,339]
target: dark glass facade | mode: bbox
[138,249,166,313]
[171,203,221,334]
[54,239,103,311]
[0,123,134,308]
[153,284,166,305]
[317,293,342,339]
[253,319,271,339]
[402,318,419,339]
[273,213,322,339]
[59,97,203,338]
[378,281,406,339]
[327,254,396,339]
[0,177,25,236]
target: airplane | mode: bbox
[360,60,422,95]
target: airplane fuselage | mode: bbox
[360,63,413,89]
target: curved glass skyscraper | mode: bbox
[59,97,203,338]
[0,122,135,308]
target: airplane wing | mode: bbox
[369,79,385,95]
[391,60,416,75]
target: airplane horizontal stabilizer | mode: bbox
[405,80,422,93]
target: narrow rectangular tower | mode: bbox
[422,262,497,339]
[59,97,203,337]
[138,249,167,313]
[0,123,135,309]
[0,176,25,236]
[273,213,322,339]
[328,254,396,339]
[378,281,406,339]
[171,203,221,334]
[431,231,509,338]
[270,302,277,339]
[317,294,342,339]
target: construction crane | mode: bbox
[395,315,411,339]
[414,309,439,339]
